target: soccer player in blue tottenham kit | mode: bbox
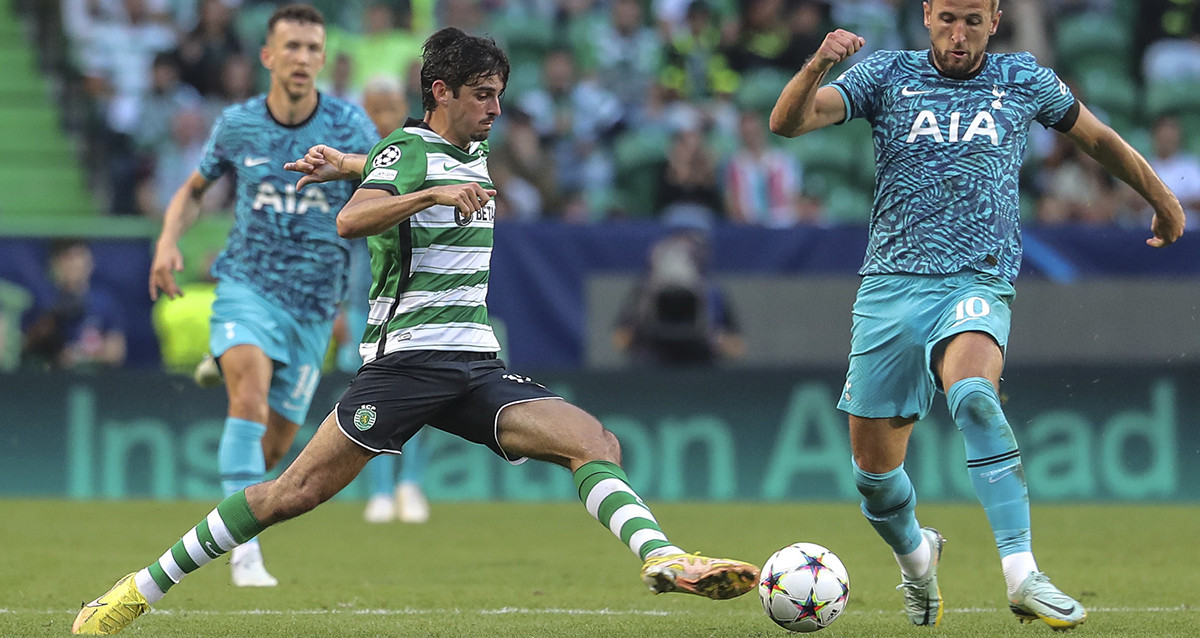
[770,0,1185,630]
[146,4,376,588]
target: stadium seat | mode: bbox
[1076,67,1139,133]
[735,68,793,117]
[823,184,873,225]
[1054,13,1134,79]
[1145,80,1200,119]
[614,129,670,217]
[0,3,95,218]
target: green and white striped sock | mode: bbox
[574,460,683,561]
[133,490,266,604]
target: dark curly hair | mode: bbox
[267,3,325,37]
[419,27,510,113]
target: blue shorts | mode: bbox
[837,271,1015,421]
[209,280,333,425]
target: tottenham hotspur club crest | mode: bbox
[353,404,378,431]
[373,145,401,168]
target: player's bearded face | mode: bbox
[263,20,326,99]
[452,75,504,143]
[925,0,998,79]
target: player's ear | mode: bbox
[922,1,931,28]
[260,44,272,71]
[990,9,1002,35]
[432,79,450,107]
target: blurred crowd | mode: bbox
[2,0,1199,373]
[41,0,1200,228]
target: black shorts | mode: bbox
[334,350,561,462]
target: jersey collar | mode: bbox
[926,49,989,81]
[265,92,322,129]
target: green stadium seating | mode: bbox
[1146,80,1200,119]
[1054,13,1134,79]
[734,68,793,117]
[613,129,670,217]
[823,184,873,224]
[1077,67,1139,133]
[0,0,96,219]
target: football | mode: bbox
[758,542,850,632]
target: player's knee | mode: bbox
[227,393,269,422]
[597,427,622,464]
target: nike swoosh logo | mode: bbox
[243,157,272,167]
[901,86,933,96]
[982,462,1020,483]
[83,600,108,608]
[1033,598,1077,616]
[443,162,457,171]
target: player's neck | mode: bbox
[265,88,320,127]
[424,112,468,149]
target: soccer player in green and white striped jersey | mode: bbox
[72,27,758,636]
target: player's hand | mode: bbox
[1147,196,1185,248]
[429,183,497,224]
[810,29,865,73]
[149,242,185,300]
[285,144,346,190]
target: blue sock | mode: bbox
[367,454,396,498]
[398,430,428,484]
[947,377,1031,557]
[217,418,267,547]
[854,459,923,555]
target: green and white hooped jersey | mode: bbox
[356,121,499,363]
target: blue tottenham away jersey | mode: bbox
[198,94,377,321]
[830,50,1076,282]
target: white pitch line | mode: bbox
[4,605,1192,616]
[4,607,671,617]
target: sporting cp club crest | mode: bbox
[353,404,378,431]
[373,145,401,168]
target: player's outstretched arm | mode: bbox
[337,183,497,239]
[151,170,212,300]
[1062,103,1185,247]
[285,145,368,189]
[769,29,864,138]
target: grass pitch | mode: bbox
[1,500,1197,637]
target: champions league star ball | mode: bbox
[759,543,850,632]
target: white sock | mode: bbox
[230,541,262,565]
[134,569,166,605]
[645,545,686,559]
[1002,551,1039,597]
[895,536,932,579]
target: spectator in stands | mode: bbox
[138,104,212,217]
[1035,134,1121,225]
[329,3,424,95]
[1135,0,1200,79]
[22,240,126,370]
[723,109,817,227]
[659,1,740,102]
[613,222,743,366]
[519,47,621,219]
[178,0,244,96]
[725,0,807,72]
[590,0,664,119]
[0,280,34,373]
[133,51,203,152]
[66,0,177,214]
[1148,115,1200,228]
[656,122,722,226]
[213,53,257,107]
[489,108,558,219]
